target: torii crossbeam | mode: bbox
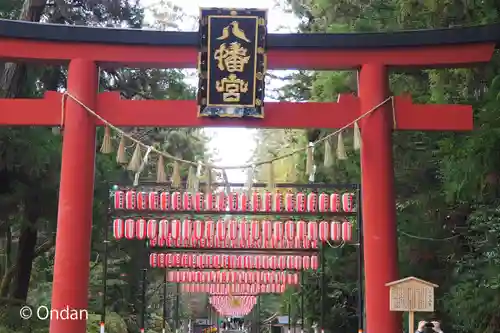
[0,19,498,333]
[0,91,473,130]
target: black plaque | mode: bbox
[198,8,267,118]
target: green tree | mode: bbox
[0,1,211,332]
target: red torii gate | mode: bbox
[0,19,499,333]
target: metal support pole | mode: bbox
[300,272,304,333]
[320,243,326,333]
[288,292,292,333]
[140,241,147,333]
[256,299,259,333]
[257,296,261,333]
[356,185,364,333]
[163,272,168,333]
[100,189,111,333]
[175,282,180,333]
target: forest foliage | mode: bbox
[0,1,209,332]
[251,1,500,333]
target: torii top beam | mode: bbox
[0,20,499,130]
[0,19,498,69]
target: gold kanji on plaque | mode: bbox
[217,21,251,42]
[216,74,249,102]
[198,8,267,117]
[214,42,250,72]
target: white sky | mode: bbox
[141,0,299,182]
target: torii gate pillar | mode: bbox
[359,64,399,333]
[49,59,98,333]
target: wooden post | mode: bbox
[408,311,414,333]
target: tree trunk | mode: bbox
[9,189,45,301]
[0,0,48,98]
[0,223,11,292]
[9,224,37,300]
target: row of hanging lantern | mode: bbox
[113,190,355,213]
[209,295,257,309]
[209,296,257,316]
[182,283,286,294]
[150,236,322,249]
[209,295,257,307]
[149,253,319,270]
[113,219,353,242]
[211,308,251,317]
[167,270,300,285]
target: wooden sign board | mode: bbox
[198,7,267,118]
[385,276,438,312]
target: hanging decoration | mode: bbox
[245,165,255,196]
[108,171,360,331]
[323,137,334,167]
[353,121,362,150]
[127,143,142,172]
[336,131,347,160]
[267,162,275,190]
[149,253,319,270]
[205,167,212,194]
[62,88,394,186]
[166,270,300,285]
[138,221,352,247]
[108,183,359,333]
[100,126,113,154]
[187,166,196,192]
[194,161,203,191]
[156,155,167,183]
[182,283,286,294]
[171,159,181,188]
[209,295,257,316]
[112,189,355,213]
[306,142,314,175]
[116,135,127,165]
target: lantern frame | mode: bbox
[108,182,361,333]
